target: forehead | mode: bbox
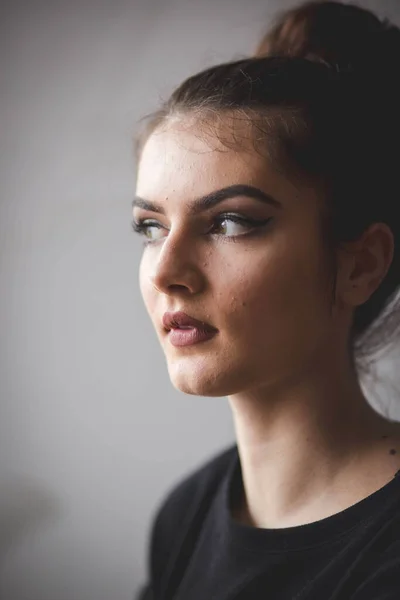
[136,117,271,199]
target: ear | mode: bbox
[336,222,394,308]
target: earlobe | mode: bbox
[339,252,366,307]
[340,223,395,307]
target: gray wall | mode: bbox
[1,1,400,599]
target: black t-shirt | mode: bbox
[138,444,400,600]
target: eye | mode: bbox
[131,219,166,244]
[210,214,260,236]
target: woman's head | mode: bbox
[135,96,351,398]
[133,11,400,397]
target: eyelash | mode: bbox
[131,214,272,247]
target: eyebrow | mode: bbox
[132,184,282,215]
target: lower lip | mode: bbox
[167,327,218,347]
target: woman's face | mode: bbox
[134,118,344,398]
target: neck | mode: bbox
[228,352,399,528]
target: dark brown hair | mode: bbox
[255,0,395,67]
[135,4,400,376]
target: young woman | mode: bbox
[134,2,400,598]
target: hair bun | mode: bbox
[255,1,400,76]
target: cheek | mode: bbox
[220,236,329,331]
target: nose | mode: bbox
[148,232,206,296]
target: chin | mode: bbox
[173,380,229,397]
[167,361,249,398]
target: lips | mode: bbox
[162,311,217,333]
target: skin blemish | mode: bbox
[389,449,397,455]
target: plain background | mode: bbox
[1,1,400,599]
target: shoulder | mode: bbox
[157,443,236,516]
[351,540,400,599]
[151,443,236,539]
[147,444,237,584]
